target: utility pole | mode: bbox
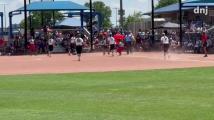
[24,0,28,48]
[89,0,93,51]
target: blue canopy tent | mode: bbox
[9,1,89,38]
[180,1,214,27]
[181,0,214,26]
[15,1,88,11]
[66,11,103,31]
[183,0,214,7]
[144,0,214,15]
[55,17,86,27]
[184,0,214,6]
[0,12,3,37]
[143,3,194,15]
[145,0,214,46]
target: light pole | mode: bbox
[24,0,28,48]
[41,0,44,27]
[0,3,8,33]
[52,0,55,26]
[89,0,93,51]
[3,4,6,32]
[119,0,124,29]
[179,0,182,47]
[29,0,32,29]
[151,0,155,44]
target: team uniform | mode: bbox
[75,37,84,61]
[108,36,115,51]
[47,38,54,57]
[69,36,76,55]
[201,33,208,57]
[161,35,170,53]
[201,34,208,48]
[161,35,170,59]
[108,36,116,56]
[48,38,54,52]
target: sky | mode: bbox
[0,0,158,27]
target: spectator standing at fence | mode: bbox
[37,36,45,54]
[6,43,14,56]
[0,38,5,55]
[28,37,36,55]
[136,29,143,51]
[43,25,48,43]
[161,32,170,60]
[47,37,55,57]
[125,32,134,55]
[62,34,70,54]
[100,33,108,55]
[201,31,208,57]
[14,36,21,54]
[75,34,84,61]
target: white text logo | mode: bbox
[194,6,208,16]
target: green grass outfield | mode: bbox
[0,68,214,120]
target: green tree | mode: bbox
[20,11,64,29]
[156,0,178,8]
[85,1,112,28]
[124,12,143,30]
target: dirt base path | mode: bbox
[0,52,214,75]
